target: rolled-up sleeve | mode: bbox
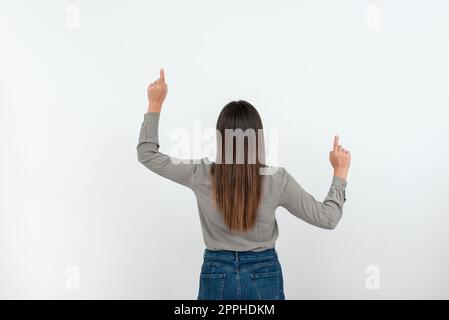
[278,169,347,230]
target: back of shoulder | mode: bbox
[259,165,291,206]
[191,157,213,186]
[262,165,286,178]
[262,165,289,193]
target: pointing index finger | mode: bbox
[333,134,339,151]
[160,68,165,82]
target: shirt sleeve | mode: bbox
[278,169,347,229]
[136,112,206,189]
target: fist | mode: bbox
[147,68,168,112]
[329,134,351,179]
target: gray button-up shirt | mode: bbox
[137,112,347,251]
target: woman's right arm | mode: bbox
[137,68,204,189]
[278,134,351,229]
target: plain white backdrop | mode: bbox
[1,0,449,299]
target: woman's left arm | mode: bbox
[137,68,204,189]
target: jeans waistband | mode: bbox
[203,248,278,261]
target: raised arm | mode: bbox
[279,134,351,229]
[137,68,204,189]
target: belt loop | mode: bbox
[274,248,278,258]
[235,251,238,261]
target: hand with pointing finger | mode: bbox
[147,68,168,113]
[329,134,351,181]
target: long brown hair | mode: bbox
[210,100,267,232]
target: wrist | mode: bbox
[148,102,162,113]
[333,169,348,181]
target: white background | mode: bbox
[1,0,449,299]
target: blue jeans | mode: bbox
[197,248,285,300]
